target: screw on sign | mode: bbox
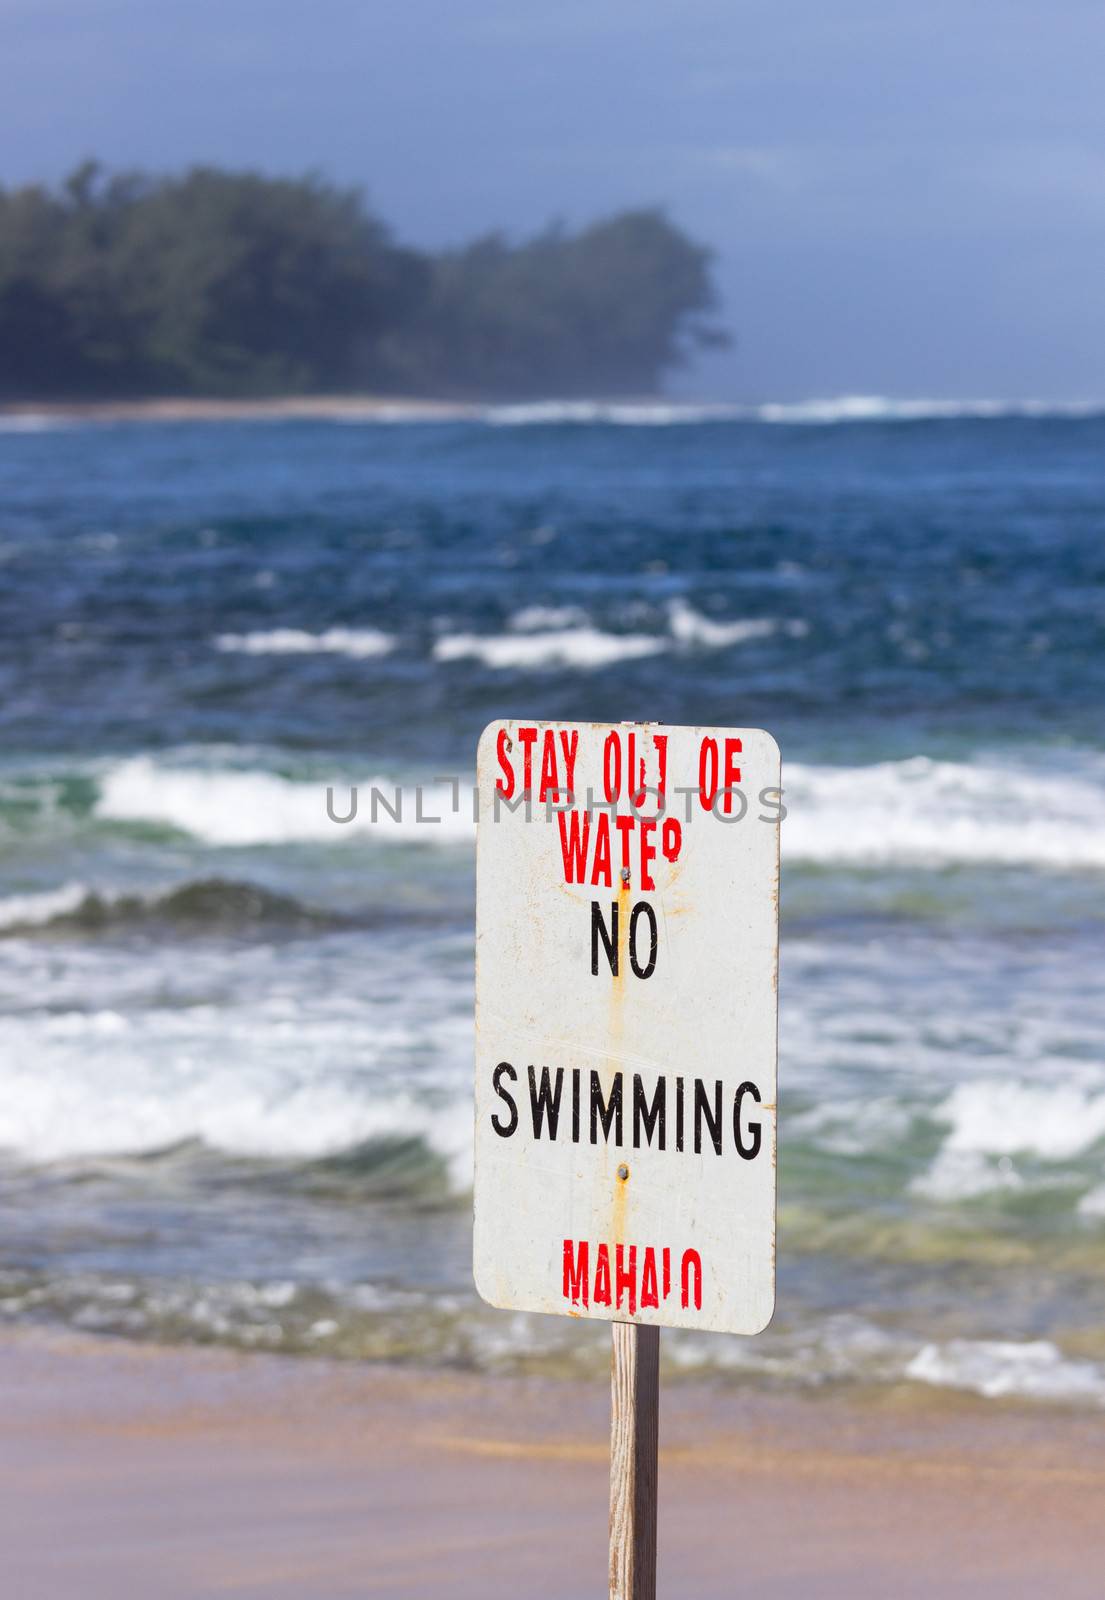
[474,721,781,1600]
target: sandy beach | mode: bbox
[0,395,483,425]
[1,1329,1102,1599]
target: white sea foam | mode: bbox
[935,1081,1105,1161]
[0,884,88,930]
[911,1149,1025,1202]
[214,627,394,659]
[483,401,744,427]
[82,749,1105,866]
[754,396,1105,425]
[906,1339,1105,1404]
[914,1081,1105,1200]
[670,1318,1105,1405]
[480,396,1105,427]
[667,598,777,647]
[783,754,1105,870]
[436,599,788,672]
[96,757,472,846]
[433,627,665,670]
[0,935,476,1176]
[667,1312,905,1385]
[0,1021,473,1176]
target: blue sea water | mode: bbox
[1,404,1104,1404]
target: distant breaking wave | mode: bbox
[433,600,802,672]
[433,627,665,670]
[667,599,787,647]
[210,602,797,673]
[484,401,744,426]
[8,396,1105,433]
[483,396,1105,427]
[215,627,394,659]
[749,396,1105,425]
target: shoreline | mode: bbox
[0,394,484,424]
[2,1327,1103,1597]
[2,395,1103,428]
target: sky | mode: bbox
[2,0,1104,400]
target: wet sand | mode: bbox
[0,1330,1103,1598]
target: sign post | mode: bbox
[610,1321,659,1600]
[474,721,781,1597]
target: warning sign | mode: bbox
[473,722,780,1335]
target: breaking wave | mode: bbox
[1,747,1098,865]
[94,758,472,846]
[912,1080,1105,1201]
[783,754,1105,870]
[752,396,1105,425]
[481,396,1105,427]
[668,598,791,647]
[433,626,665,670]
[214,627,394,659]
[905,1339,1105,1404]
[209,602,797,674]
[484,400,745,426]
[433,599,795,672]
[0,1059,472,1174]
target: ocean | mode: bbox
[1,400,1104,1406]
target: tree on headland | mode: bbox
[380,211,730,396]
[0,163,421,396]
[0,164,730,400]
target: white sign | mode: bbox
[473,722,780,1336]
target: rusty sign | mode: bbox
[473,722,780,1336]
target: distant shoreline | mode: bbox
[0,395,484,424]
[3,394,1102,427]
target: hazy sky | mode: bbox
[3,0,1104,399]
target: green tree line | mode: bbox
[0,163,730,400]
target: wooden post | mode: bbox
[609,1321,659,1600]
